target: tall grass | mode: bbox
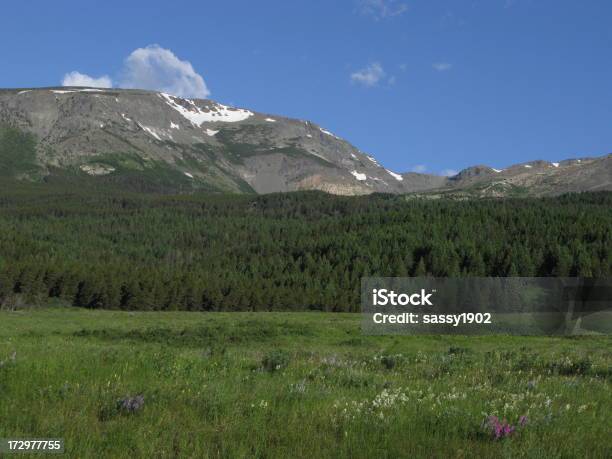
[0,307,610,458]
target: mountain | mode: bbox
[427,157,612,198]
[0,87,610,196]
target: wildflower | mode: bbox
[482,415,524,440]
[290,379,307,394]
[0,351,17,368]
[117,394,144,414]
[262,350,290,372]
[322,355,341,367]
[545,398,552,408]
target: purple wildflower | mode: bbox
[483,414,526,440]
[117,394,145,413]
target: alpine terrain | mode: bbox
[0,87,610,196]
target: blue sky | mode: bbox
[1,0,611,174]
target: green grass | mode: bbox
[0,307,610,458]
[0,124,253,194]
[212,127,336,167]
[0,124,40,178]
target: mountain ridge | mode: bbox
[1,87,610,196]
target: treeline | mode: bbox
[0,181,610,312]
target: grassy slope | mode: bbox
[0,124,254,194]
[0,125,40,178]
[0,307,610,458]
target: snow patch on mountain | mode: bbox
[366,155,380,166]
[372,177,389,185]
[320,127,340,139]
[137,123,161,140]
[206,129,219,137]
[160,93,252,126]
[386,169,403,181]
[51,88,106,95]
[351,170,367,181]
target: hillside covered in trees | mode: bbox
[0,180,610,312]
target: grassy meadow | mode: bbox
[0,306,610,458]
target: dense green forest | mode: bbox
[0,180,610,311]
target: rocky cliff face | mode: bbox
[0,87,610,196]
[0,87,411,194]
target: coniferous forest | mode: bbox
[0,179,610,312]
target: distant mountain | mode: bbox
[428,157,612,198]
[0,87,610,196]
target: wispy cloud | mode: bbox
[350,62,386,87]
[61,71,112,88]
[411,164,427,173]
[440,168,458,177]
[61,45,210,98]
[432,62,453,72]
[358,0,408,20]
[120,45,209,98]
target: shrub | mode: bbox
[262,349,290,372]
[448,346,469,355]
[380,355,397,370]
[546,356,592,376]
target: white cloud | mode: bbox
[61,71,112,88]
[60,45,210,98]
[440,168,458,177]
[359,0,408,20]
[411,164,427,173]
[433,62,453,71]
[350,62,386,87]
[120,45,210,98]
